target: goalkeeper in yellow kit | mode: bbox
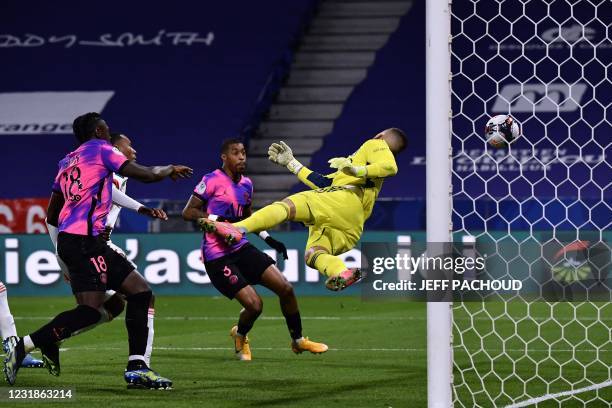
[199,128,406,291]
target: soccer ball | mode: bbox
[484,114,520,148]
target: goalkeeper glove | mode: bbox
[328,157,367,177]
[266,236,288,260]
[259,232,289,260]
[268,141,303,174]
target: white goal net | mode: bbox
[449,0,611,406]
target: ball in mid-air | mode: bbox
[485,114,520,148]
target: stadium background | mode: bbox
[1,0,428,295]
[1,0,601,294]
[0,1,609,406]
[0,3,430,404]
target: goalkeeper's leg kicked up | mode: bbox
[201,186,365,291]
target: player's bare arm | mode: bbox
[120,161,193,183]
[46,191,65,227]
[137,207,167,220]
[182,195,211,222]
[111,186,167,220]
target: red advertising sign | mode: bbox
[0,198,49,234]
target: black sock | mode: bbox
[125,291,152,361]
[126,359,148,371]
[29,305,100,347]
[284,312,303,340]
[14,338,25,364]
[237,321,253,337]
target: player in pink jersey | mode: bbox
[45,132,164,368]
[3,112,192,389]
[183,138,327,361]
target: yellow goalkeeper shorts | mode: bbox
[286,186,364,255]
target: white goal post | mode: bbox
[426,0,453,407]
[426,0,611,407]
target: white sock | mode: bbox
[23,335,35,353]
[144,308,155,367]
[0,283,17,339]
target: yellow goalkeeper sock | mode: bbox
[313,253,347,278]
[234,202,289,233]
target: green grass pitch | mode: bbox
[2,297,609,407]
[3,296,427,407]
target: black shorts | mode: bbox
[204,243,275,299]
[57,232,135,294]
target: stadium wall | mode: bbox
[0,231,416,296]
[0,0,317,199]
[2,230,609,296]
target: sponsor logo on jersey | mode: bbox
[195,180,206,195]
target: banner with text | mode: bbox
[0,199,49,234]
[0,231,416,296]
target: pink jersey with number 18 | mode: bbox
[52,139,129,236]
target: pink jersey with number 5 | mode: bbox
[193,169,253,261]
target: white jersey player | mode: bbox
[105,171,134,261]
[0,282,44,368]
[46,133,166,366]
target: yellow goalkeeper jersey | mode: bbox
[297,138,398,220]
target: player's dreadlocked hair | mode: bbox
[110,132,124,146]
[221,137,244,153]
[388,127,407,153]
[72,112,102,144]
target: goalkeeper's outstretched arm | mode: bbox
[267,141,333,189]
[328,139,398,179]
[362,139,398,177]
[295,167,333,189]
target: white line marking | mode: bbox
[42,346,605,353]
[504,380,612,408]
[55,346,419,352]
[13,316,611,321]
